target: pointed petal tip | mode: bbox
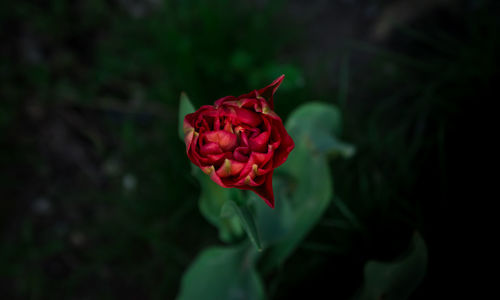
[257,75,285,110]
[270,74,285,89]
[258,194,275,209]
[250,174,275,208]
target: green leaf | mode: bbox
[285,102,355,156]
[260,141,332,272]
[222,197,263,251]
[195,169,244,243]
[259,102,354,272]
[313,131,356,158]
[178,92,195,141]
[253,177,294,247]
[354,232,428,300]
[286,102,343,138]
[177,244,265,300]
[194,169,262,247]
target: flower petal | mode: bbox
[214,95,237,108]
[233,146,250,162]
[273,123,295,168]
[203,130,238,152]
[200,142,222,156]
[204,165,229,188]
[256,75,284,110]
[249,131,270,153]
[249,172,275,208]
[234,107,262,127]
[215,158,246,178]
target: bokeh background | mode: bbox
[0,0,496,299]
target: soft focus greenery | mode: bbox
[1,0,497,299]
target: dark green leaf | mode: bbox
[286,102,342,138]
[354,232,428,300]
[285,102,354,156]
[313,131,356,158]
[259,102,354,272]
[254,177,294,247]
[260,141,332,272]
[222,198,263,251]
[195,169,244,243]
[177,244,265,300]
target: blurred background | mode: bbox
[0,0,496,299]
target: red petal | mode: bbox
[249,131,270,152]
[200,142,222,156]
[233,146,250,162]
[250,172,275,208]
[204,166,229,188]
[215,159,246,178]
[234,107,261,127]
[203,130,238,152]
[186,131,201,165]
[273,123,295,168]
[256,75,284,110]
[214,95,237,107]
[235,98,260,109]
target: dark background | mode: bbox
[0,0,495,299]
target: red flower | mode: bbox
[183,75,294,208]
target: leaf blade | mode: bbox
[177,245,264,300]
[223,198,263,251]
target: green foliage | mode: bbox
[194,167,244,243]
[259,139,333,272]
[258,103,354,272]
[253,178,294,247]
[4,0,492,297]
[222,195,263,251]
[285,102,355,158]
[355,233,428,300]
[177,244,264,300]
